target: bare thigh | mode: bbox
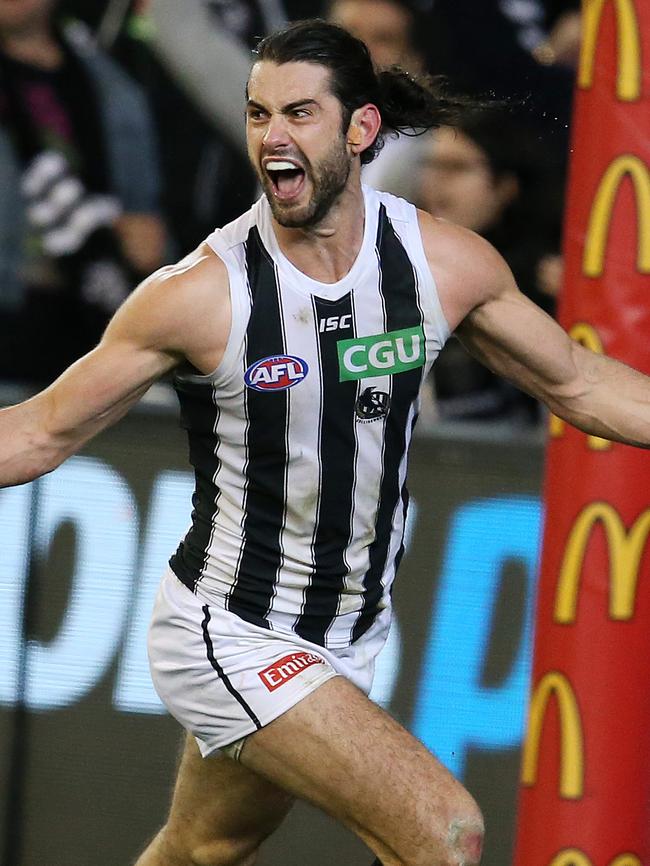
[142,734,294,866]
[239,677,484,866]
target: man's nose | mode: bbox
[263,114,291,148]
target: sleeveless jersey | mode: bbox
[169,186,449,649]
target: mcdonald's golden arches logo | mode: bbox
[583,155,650,278]
[549,324,610,451]
[521,672,584,799]
[555,501,650,624]
[549,851,641,866]
[578,0,642,101]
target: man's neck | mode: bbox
[271,183,367,285]
[1,22,63,71]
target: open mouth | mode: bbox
[264,159,306,201]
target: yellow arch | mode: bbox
[521,672,584,799]
[579,0,642,101]
[555,501,650,623]
[549,323,610,450]
[548,852,642,866]
[549,851,591,866]
[583,155,650,278]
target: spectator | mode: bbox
[328,0,425,72]
[328,0,429,200]
[422,0,576,171]
[416,113,562,423]
[0,0,166,383]
[101,0,324,253]
[534,1,581,69]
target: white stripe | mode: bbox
[21,151,68,198]
[376,398,419,602]
[42,196,121,255]
[27,176,84,227]
[196,248,253,602]
[331,246,390,645]
[264,277,324,633]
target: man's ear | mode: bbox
[347,103,382,155]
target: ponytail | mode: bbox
[369,68,478,164]
[255,20,487,165]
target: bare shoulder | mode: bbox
[105,242,232,373]
[130,242,229,331]
[416,209,516,331]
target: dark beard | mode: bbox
[263,138,352,229]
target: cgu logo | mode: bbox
[549,851,641,866]
[555,501,650,624]
[245,355,309,392]
[337,325,426,382]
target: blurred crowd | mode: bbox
[0,0,581,425]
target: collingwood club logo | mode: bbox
[356,387,390,422]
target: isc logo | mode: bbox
[319,314,352,333]
[244,355,309,392]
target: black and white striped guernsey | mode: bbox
[169,186,449,649]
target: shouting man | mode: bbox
[2,20,649,866]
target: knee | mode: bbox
[191,839,257,866]
[154,824,258,866]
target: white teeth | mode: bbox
[266,160,299,171]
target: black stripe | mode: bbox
[201,606,262,729]
[352,206,424,641]
[228,228,288,628]
[295,294,358,646]
[170,381,221,593]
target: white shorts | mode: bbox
[147,569,390,758]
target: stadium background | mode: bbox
[5,0,649,863]
[0,390,543,866]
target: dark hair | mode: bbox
[254,19,477,165]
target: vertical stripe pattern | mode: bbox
[352,206,425,641]
[294,294,358,645]
[170,189,447,649]
[227,228,289,628]
[169,381,221,592]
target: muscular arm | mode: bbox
[0,246,231,486]
[420,212,650,448]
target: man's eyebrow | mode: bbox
[282,99,320,112]
[246,98,320,113]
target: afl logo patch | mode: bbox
[244,355,309,392]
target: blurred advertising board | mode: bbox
[0,388,543,866]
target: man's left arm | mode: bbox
[458,270,650,449]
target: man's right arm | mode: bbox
[0,246,231,487]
